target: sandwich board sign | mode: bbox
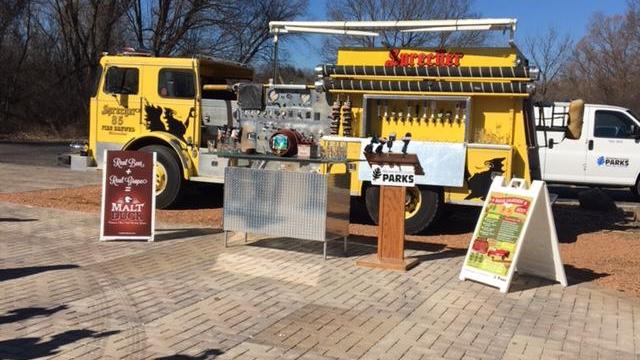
[459,176,567,293]
[100,150,156,242]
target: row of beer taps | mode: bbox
[377,100,467,125]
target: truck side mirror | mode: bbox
[548,138,554,149]
[634,126,640,140]
[565,99,585,140]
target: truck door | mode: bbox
[541,116,587,184]
[142,66,198,147]
[96,65,143,165]
[585,109,639,186]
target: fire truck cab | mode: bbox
[88,53,252,207]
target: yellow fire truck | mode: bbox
[86,19,583,234]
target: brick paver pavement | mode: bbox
[0,201,638,359]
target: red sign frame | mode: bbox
[100,150,156,241]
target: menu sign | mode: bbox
[465,193,531,276]
[100,150,156,241]
[459,176,567,293]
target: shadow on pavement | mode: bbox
[0,265,79,282]
[0,329,119,360]
[548,185,639,204]
[504,265,609,293]
[412,247,467,262]
[154,349,223,360]
[0,218,38,222]
[507,274,556,292]
[248,237,359,257]
[564,264,609,285]
[0,305,68,325]
[249,235,466,261]
[153,228,221,242]
[172,183,224,210]
[554,205,634,243]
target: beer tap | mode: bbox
[387,133,396,153]
[375,137,387,154]
[429,101,436,123]
[364,135,379,154]
[421,101,428,122]
[401,132,412,154]
[406,103,413,123]
[382,101,389,122]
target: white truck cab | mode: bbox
[536,102,640,196]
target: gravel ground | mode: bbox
[1,185,639,296]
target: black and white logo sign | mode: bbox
[597,156,629,167]
[371,165,415,187]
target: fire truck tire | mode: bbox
[364,185,441,234]
[139,145,182,209]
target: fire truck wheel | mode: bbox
[139,145,182,209]
[364,185,441,234]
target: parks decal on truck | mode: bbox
[597,156,629,167]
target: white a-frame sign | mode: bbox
[459,176,567,293]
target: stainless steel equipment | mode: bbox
[223,167,350,259]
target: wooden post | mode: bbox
[356,185,419,271]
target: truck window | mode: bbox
[104,67,139,95]
[594,110,638,139]
[158,69,195,98]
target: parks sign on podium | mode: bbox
[371,164,416,187]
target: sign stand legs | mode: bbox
[357,185,419,271]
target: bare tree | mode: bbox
[322,0,484,62]
[524,28,573,102]
[126,0,229,56]
[0,0,310,138]
[0,0,34,130]
[559,8,640,112]
[216,0,309,64]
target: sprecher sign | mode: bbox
[371,165,416,187]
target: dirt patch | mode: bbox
[1,185,639,296]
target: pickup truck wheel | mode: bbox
[365,185,441,234]
[139,145,183,209]
[633,176,640,198]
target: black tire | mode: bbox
[364,185,441,234]
[139,145,183,209]
[632,175,640,198]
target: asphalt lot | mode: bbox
[0,143,100,193]
[0,142,71,167]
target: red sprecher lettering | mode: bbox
[385,48,464,67]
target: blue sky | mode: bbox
[284,0,628,68]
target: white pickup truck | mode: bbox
[535,102,640,196]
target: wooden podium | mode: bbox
[356,153,423,271]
